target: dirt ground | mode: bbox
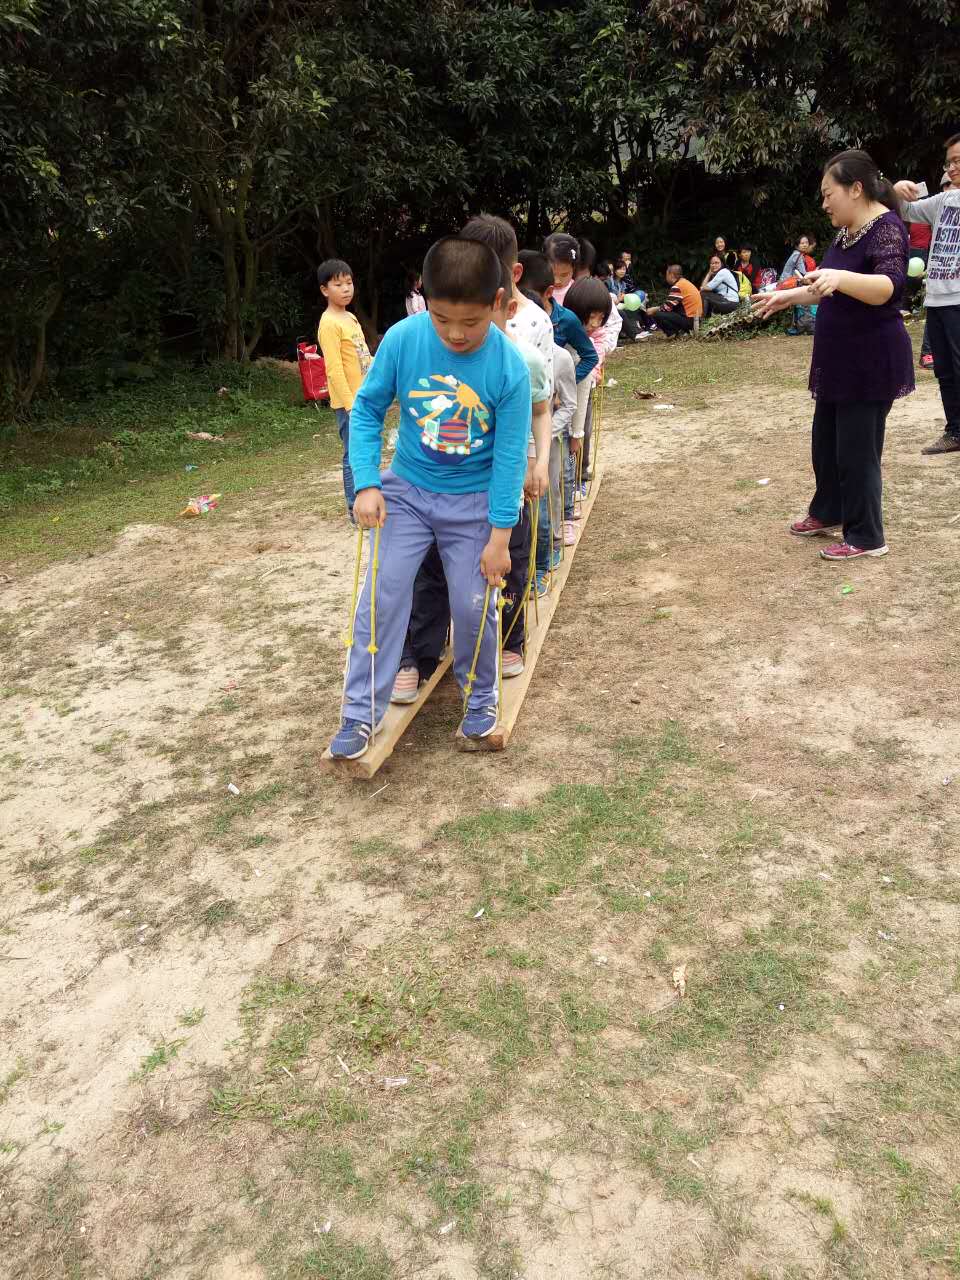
[2,337,959,1280]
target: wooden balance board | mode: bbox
[322,467,604,779]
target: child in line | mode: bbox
[464,214,555,391]
[519,250,596,540]
[317,259,372,517]
[458,216,552,676]
[536,323,578,595]
[405,271,426,316]
[543,232,580,305]
[328,237,531,759]
[391,229,553,699]
[564,278,613,489]
[572,235,622,361]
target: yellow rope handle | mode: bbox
[463,580,493,714]
[367,525,381,656]
[496,583,505,718]
[342,525,365,648]
[339,524,367,729]
[528,496,540,625]
[501,498,538,652]
[588,380,605,498]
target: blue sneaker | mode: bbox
[461,706,498,739]
[550,547,562,570]
[579,481,588,498]
[329,718,372,759]
[536,571,551,598]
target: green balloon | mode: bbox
[908,256,926,278]
[622,292,642,311]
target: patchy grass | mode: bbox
[2,331,958,1280]
[0,360,342,569]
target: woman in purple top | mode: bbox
[755,150,914,560]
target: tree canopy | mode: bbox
[2,0,958,413]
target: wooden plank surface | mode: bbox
[321,651,453,780]
[456,466,604,752]
[323,467,604,778]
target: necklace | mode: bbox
[837,212,885,250]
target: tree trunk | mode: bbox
[222,232,242,361]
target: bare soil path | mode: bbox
[2,339,958,1280]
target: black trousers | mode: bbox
[701,290,738,317]
[808,400,891,551]
[501,503,531,655]
[653,310,693,336]
[401,542,450,679]
[926,304,960,437]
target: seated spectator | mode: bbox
[779,235,817,283]
[606,258,629,302]
[646,264,703,337]
[738,245,759,288]
[714,236,738,270]
[619,250,637,291]
[700,255,741,316]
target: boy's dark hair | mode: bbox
[460,213,518,268]
[517,249,554,296]
[823,149,901,216]
[945,132,960,149]
[543,232,579,267]
[596,259,612,278]
[614,257,628,271]
[421,236,503,306]
[564,277,612,325]
[521,287,545,312]
[318,258,353,289]
[739,244,753,253]
[577,237,597,273]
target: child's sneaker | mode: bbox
[579,481,588,498]
[329,719,373,759]
[820,541,888,560]
[460,706,498,739]
[502,649,524,678]
[549,547,562,569]
[536,571,551,598]
[790,514,839,537]
[563,521,576,545]
[390,665,419,704]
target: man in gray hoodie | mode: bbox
[896,133,960,454]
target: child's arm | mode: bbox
[347,327,399,523]
[488,368,532,531]
[600,306,621,354]
[567,318,599,383]
[318,316,355,410]
[525,399,551,499]
[553,356,576,437]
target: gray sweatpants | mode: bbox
[342,470,502,725]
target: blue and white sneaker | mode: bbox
[536,571,551,598]
[460,706,498,739]
[579,481,588,498]
[550,547,562,570]
[329,718,372,759]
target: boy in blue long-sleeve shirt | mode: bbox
[329,237,531,760]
